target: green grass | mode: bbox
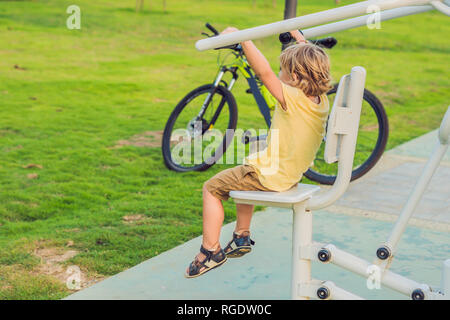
[0,0,448,299]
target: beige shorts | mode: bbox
[204,165,273,201]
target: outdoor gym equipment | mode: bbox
[197,0,450,300]
[230,66,450,299]
[162,23,388,185]
[196,0,450,51]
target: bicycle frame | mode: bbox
[208,52,277,128]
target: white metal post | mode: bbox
[291,202,312,299]
[308,67,365,211]
[442,259,450,297]
[384,142,449,254]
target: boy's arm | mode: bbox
[221,27,286,110]
[241,40,287,110]
[289,30,307,43]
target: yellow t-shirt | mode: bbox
[244,82,329,191]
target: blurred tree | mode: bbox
[136,0,144,12]
[283,0,297,19]
[282,0,297,50]
[135,1,167,12]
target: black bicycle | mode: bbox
[162,23,389,185]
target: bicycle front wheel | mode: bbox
[304,85,389,185]
[162,84,238,172]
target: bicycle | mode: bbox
[162,23,389,185]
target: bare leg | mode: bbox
[223,203,254,256]
[235,203,254,234]
[186,184,224,275]
[201,184,224,249]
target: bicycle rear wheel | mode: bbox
[304,85,389,185]
[162,84,238,172]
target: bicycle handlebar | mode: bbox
[205,23,220,36]
[203,23,337,51]
[279,31,337,49]
[204,23,241,51]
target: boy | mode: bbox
[185,27,331,278]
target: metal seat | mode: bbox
[230,184,320,209]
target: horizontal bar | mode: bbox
[322,281,365,300]
[302,4,433,39]
[324,244,429,297]
[195,0,433,50]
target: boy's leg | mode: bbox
[223,203,255,257]
[186,165,269,276]
[185,185,225,276]
[235,203,254,235]
[201,184,224,250]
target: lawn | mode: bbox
[0,0,448,299]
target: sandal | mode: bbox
[185,245,227,278]
[224,232,255,258]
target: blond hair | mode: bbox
[279,43,332,97]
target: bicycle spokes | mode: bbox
[309,91,382,179]
[168,89,232,168]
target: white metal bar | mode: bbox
[442,259,450,297]
[385,142,449,253]
[307,67,365,210]
[195,0,433,50]
[291,203,312,300]
[302,5,433,38]
[431,0,450,15]
[322,281,365,300]
[324,244,428,296]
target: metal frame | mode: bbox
[216,0,450,300]
[306,105,449,300]
[230,65,450,299]
[196,0,450,51]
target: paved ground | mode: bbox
[66,129,450,300]
[333,129,450,229]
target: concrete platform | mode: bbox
[66,208,449,300]
[335,129,450,227]
[66,129,450,300]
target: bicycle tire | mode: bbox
[162,84,238,172]
[304,85,389,185]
